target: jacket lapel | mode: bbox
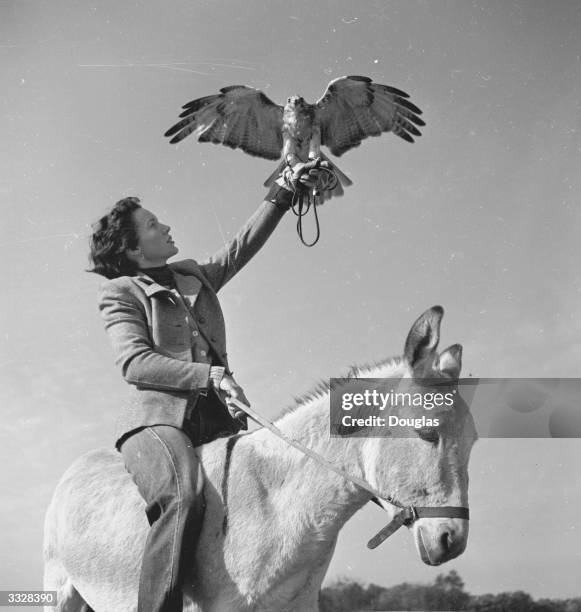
[173,272,203,309]
[132,266,205,308]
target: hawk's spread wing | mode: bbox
[164,86,284,160]
[315,75,425,157]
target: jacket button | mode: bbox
[199,317,206,324]
[211,337,216,342]
[192,330,199,337]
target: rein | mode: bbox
[228,398,469,549]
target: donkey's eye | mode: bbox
[416,427,439,444]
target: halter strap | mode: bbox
[414,506,470,520]
[367,505,470,549]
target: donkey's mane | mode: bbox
[345,356,405,379]
[275,356,405,421]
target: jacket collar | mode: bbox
[131,272,173,297]
[132,269,203,306]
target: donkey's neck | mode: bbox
[244,357,409,541]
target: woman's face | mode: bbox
[129,207,179,267]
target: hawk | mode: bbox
[164,75,424,200]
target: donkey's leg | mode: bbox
[56,581,94,612]
[43,560,66,612]
[43,563,94,612]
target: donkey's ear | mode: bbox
[437,344,462,379]
[404,306,443,368]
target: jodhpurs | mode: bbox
[120,424,205,612]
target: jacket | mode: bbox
[98,201,285,448]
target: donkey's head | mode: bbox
[363,306,477,565]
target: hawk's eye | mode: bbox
[416,427,439,444]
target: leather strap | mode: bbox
[367,507,470,550]
[415,506,470,520]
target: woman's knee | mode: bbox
[122,426,201,507]
[151,427,203,508]
[175,456,203,508]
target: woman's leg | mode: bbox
[120,425,205,612]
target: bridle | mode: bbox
[367,500,469,549]
[228,398,469,549]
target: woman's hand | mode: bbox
[219,373,250,429]
[279,158,331,191]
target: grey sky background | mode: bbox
[1,0,580,603]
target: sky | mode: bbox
[1,0,580,606]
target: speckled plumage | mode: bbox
[164,76,425,199]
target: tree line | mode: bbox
[319,570,581,611]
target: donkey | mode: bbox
[43,305,477,611]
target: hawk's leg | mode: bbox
[282,133,303,168]
[308,126,321,160]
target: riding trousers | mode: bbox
[119,393,238,612]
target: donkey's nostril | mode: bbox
[440,531,452,552]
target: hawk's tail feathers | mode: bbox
[319,152,353,187]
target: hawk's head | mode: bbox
[285,95,306,110]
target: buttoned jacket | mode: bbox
[98,201,285,447]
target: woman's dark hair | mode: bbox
[88,197,142,279]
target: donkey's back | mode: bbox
[44,435,328,612]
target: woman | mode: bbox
[88,161,322,612]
